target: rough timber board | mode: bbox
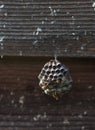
[0,57,95,129]
[0,0,95,57]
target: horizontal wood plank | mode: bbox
[0,57,95,129]
[0,0,95,56]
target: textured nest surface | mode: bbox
[38,59,72,100]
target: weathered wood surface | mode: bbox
[0,57,95,130]
[0,0,95,57]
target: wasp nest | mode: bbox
[38,59,73,100]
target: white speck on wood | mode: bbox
[4,13,7,16]
[33,113,47,121]
[41,112,47,119]
[1,55,3,59]
[37,27,42,32]
[78,114,83,119]
[88,85,93,89]
[18,115,21,119]
[49,6,52,10]
[42,21,45,24]
[33,31,35,35]
[0,43,3,46]
[34,27,42,35]
[64,49,68,53]
[81,126,85,130]
[80,46,84,50]
[1,46,4,50]
[10,91,14,96]
[0,94,3,101]
[33,40,38,45]
[83,111,87,116]
[3,25,6,28]
[36,31,39,35]
[92,2,95,8]
[11,100,15,104]
[46,123,52,128]
[19,96,24,105]
[84,31,87,36]
[0,36,5,42]
[49,6,57,16]
[63,118,70,125]
[72,32,76,35]
[77,25,80,28]
[51,21,55,24]
[0,4,4,9]
[67,12,70,14]
[33,114,41,121]
[19,51,22,56]
[76,36,79,40]
[17,77,20,81]
[72,16,75,19]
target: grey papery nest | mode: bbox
[38,59,73,100]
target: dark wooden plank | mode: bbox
[0,0,95,56]
[0,57,95,129]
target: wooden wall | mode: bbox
[0,0,95,57]
[0,57,95,129]
[0,0,95,129]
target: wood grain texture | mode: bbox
[0,57,95,130]
[0,0,95,57]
